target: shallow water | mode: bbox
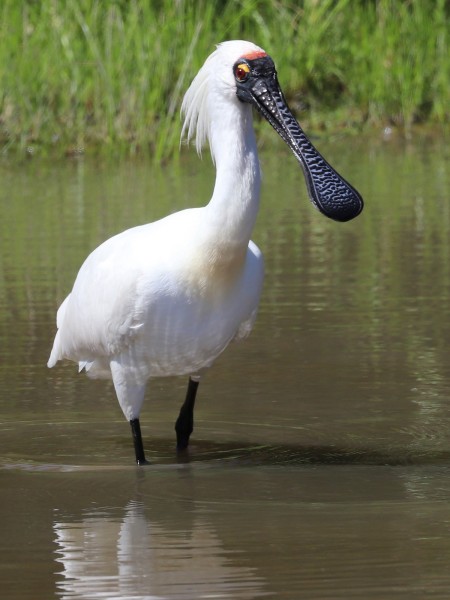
[1,131,450,598]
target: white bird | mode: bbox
[48,40,363,464]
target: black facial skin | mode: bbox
[234,56,364,223]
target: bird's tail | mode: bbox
[47,294,71,368]
[47,330,62,368]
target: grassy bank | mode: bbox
[0,0,448,158]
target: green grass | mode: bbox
[0,0,448,159]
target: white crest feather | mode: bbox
[181,40,264,159]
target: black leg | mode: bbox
[130,418,149,465]
[175,377,199,450]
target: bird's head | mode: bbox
[182,41,363,222]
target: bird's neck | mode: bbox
[205,102,261,249]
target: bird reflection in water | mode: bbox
[53,500,267,599]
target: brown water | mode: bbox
[1,132,450,599]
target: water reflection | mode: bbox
[54,497,266,600]
[35,460,450,600]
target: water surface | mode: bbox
[1,132,450,598]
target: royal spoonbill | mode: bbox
[48,40,363,465]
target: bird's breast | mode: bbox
[135,238,257,353]
[180,242,248,298]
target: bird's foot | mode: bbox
[175,417,193,451]
[176,436,190,452]
[130,418,149,466]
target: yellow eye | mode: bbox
[235,63,250,81]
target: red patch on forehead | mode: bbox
[241,49,267,61]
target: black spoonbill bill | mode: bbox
[48,40,364,464]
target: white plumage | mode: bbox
[48,41,265,456]
[48,40,363,464]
